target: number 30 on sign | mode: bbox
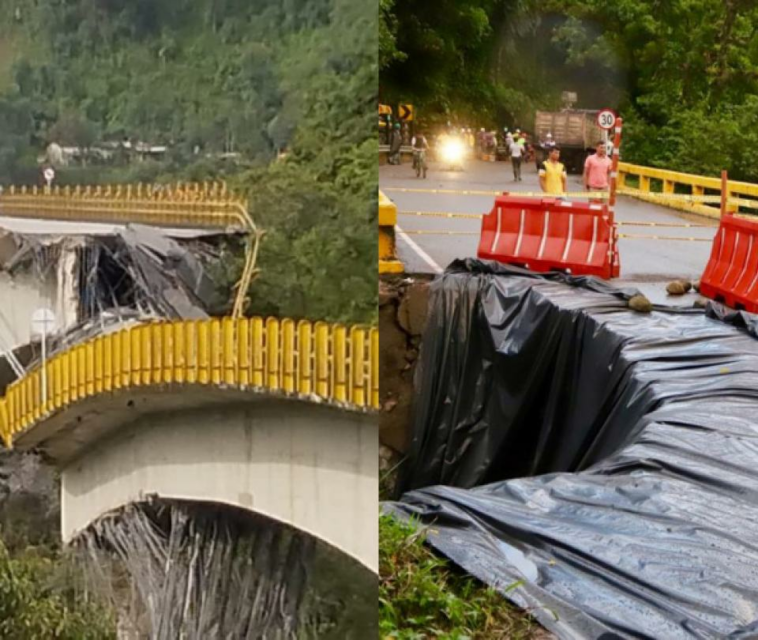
[597,109,617,130]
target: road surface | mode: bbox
[381,158,718,305]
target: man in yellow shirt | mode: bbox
[538,147,567,195]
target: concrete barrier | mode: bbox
[379,191,404,274]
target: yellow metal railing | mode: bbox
[0,181,252,230]
[0,317,379,447]
[618,163,758,219]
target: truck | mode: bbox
[534,109,606,174]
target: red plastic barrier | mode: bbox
[477,195,619,279]
[700,215,758,312]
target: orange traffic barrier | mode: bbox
[700,215,758,312]
[477,195,619,279]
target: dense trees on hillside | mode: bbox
[0,0,332,163]
[381,0,758,181]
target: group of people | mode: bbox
[535,141,613,197]
[388,121,613,198]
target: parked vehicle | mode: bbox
[534,109,605,173]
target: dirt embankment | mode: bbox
[379,275,432,482]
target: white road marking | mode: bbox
[397,224,444,273]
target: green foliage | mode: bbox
[380,0,543,125]
[379,0,406,70]
[552,0,758,180]
[0,541,114,639]
[232,0,378,324]
[379,515,540,639]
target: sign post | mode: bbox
[596,110,622,278]
[607,117,623,212]
[31,308,56,406]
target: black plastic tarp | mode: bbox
[388,259,758,639]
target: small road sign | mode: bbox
[43,167,56,186]
[597,109,618,130]
[398,104,414,122]
[31,308,56,338]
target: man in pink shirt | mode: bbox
[583,142,612,192]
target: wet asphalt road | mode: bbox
[380,158,718,305]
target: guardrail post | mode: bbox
[639,175,650,194]
[720,170,738,215]
[379,190,404,274]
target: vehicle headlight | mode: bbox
[441,139,464,164]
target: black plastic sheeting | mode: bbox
[388,259,758,639]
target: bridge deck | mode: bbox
[381,158,719,305]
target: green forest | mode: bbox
[0,0,377,324]
[380,0,758,182]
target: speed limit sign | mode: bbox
[597,109,617,130]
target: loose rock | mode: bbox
[666,281,687,296]
[629,294,653,313]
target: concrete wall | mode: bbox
[61,400,378,572]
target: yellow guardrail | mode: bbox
[0,317,379,447]
[0,181,253,230]
[617,163,758,219]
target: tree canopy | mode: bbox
[381,0,758,181]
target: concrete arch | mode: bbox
[60,398,377,572]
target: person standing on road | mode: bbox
[539,147,567,195]
[389,123,403,165]
[509,137,523,181]
[583,141,612,194]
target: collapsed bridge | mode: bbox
[0,183,379,637]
